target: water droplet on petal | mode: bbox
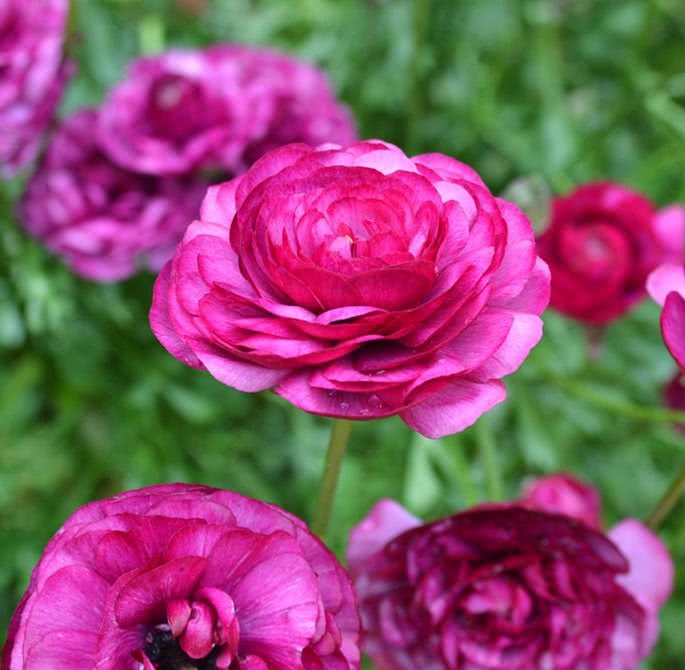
[339,401,350,411]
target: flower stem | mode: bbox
[549,375,685,424]
[312,419,353,538]
[646,465,685,529]
[476,420,503,501]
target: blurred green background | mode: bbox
[2,1,685,667]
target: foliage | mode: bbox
[1,1,685,667]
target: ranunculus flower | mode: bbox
[647,263,685,370]
[537,182,671,324]
[150,141,550,438]
[521,472,601,528]
[2,483,360,670]
[348,479,673,670]
[0,0,72,176]
[98,45,356,176]
[20,109,207,281]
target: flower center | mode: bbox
[144,628,220,670]
[146,74,213,143]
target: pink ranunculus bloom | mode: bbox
[97,45,356,176]
[0,0,72,176]
[150,141,550,438]
[20,109,208,282]
[521,472,602,528]
[1,484,360,670]
[348,483,673,669]
[647,263,685,370]
[537,182,672,325]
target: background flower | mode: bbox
[97,45,356,176]
[2,483,360,670]
[151,141,550,438]
[20,109,208,281]
[0,0,71,176]
[348,478,673,670]
[537,182,669,325]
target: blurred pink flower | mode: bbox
[348,480,673,670]
[2,483,360,670]
[150,141,550,438]
[98,45,356,176]
[647,263,685,370]
[20,109,207,281]
[522,472,602,528]
[537,182,671,324]
[0,0,72,176]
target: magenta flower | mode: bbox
[2,484,360,669]
[98,45,356,176]
[647,263,685,370]
[537,182,670,324]
[20,109,208,282]
[348,477,673,670]
[150,141,550,438]
[0,0,72,176]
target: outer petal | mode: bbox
[662,291,685,370]
[347,500,420,576]
[521,473,602,529]
[646,264,685,306]
[609,519,674,611]
[400,379,506,439]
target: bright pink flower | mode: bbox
[2,484,360,670]
[20,109,207,281]
[150,141,550,438]
[98,45,356,176]
[537,182,670,324]
[348,484,673,669]
[647,263,685,370]
[521,472,602,528]
[0,0,72,176]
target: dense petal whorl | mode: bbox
[348,479,673,670]
[20,109,207,281]
[0,0,71,176]
[98,45,356,176]
[1,484,360,670]
[537,182,671,324]
[150,141,550,438]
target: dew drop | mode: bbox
[368,394,384,409]
[327,391,338,398]
[359,408,370,416]
[339,401,350,411]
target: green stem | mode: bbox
[551,376,685,424]
[647,465,685,529]
[312,419,353,538]
[476,420,503,501]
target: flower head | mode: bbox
[2,484,360,669]
[0,0,72,176]
[20,109,207,281]
[150,141,550,438]
[537,182,670,324]
[348,476,673,670]
[98,45,356,176]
